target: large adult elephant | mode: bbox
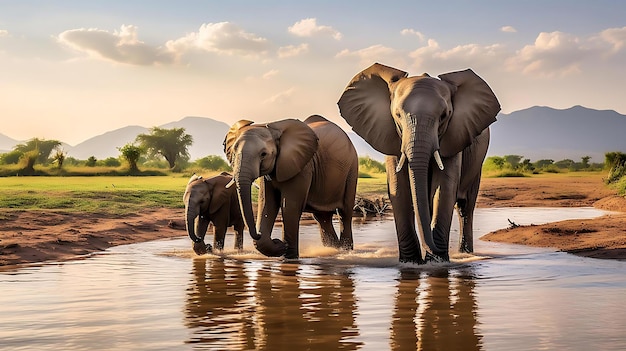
[184,172,244,255]
[223,115,358,259]
[338,63,500,263]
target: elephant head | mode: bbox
[338,63,500,260]
[223,119,318,257]
[183,173,231,255]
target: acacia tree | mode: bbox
[118,143,144,173]
[135,127,193,171]
[14,138,62,165]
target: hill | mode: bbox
[488,105,626,164]
[66,117,230,161]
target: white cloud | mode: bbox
[506,31,587,76]
[0,29,8,37]
[401,28,425,41]
[262,69,279,79]
[597,26,626,52]
[278,43,309,58]
[58,25,174,65]
[501,26,517,33]
[166,22,270,57]
[264,87,295,104]
[288,18,342,40]
[336,44,400,67]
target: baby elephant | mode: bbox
[183,172,245,255]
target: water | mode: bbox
[1,207,625,351]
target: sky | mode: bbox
[1,0,625,146]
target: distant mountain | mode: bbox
[65,117,230,160]
[488,105,626,163]
[0,133,19,153]
[3,107,625,164]
[68,125,148,160]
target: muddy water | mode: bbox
[1,208,626,350]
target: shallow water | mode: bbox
[1,207,626,351]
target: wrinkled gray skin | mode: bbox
[338,63,500,263]
[223,115,359,259]
[183,172,244,255]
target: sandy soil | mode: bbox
[1,173,625,269]
[478,174,626,261]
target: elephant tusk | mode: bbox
[253,181,260,189]
[433,150,444,171]
[395,153,406,173]
[225,179,235,188]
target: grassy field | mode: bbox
[0,173,389,215]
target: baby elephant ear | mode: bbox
[337,63,407,156]
[438,69,500,157]
[267,119,318,182]
[223,120,254,164]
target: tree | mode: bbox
[504,155,523,169]
[52,150,66,169]
[581,156,591,169]
[195,155,231,171]
[86,156,97,167]
[0,150,23,165]
[14,138,61,165]
[136,127,193,171]
[118,144,144,173]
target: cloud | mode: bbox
[288,18,342,40]
[597,26,626,52]
[401,28,425,41]
[278,43,309,58]
[336,44,400,66]
[166,22,270,57]
[264,87,295,104]
[262,69,279,79]
[58,25,175,65]
[506,31,588,76]
[501,26,517,33]
[0,29,8,37]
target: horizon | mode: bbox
[0,104,618,147]
[1,1,625,145]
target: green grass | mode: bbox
[0,176,190,215]
[356,172,387,196]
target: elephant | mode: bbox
[223,114,359,259]
[183,172,245,255]
[338,63,500,263]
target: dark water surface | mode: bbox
[1,208,625,350]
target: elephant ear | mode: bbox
[223,120,255,164]
[438,69,500,157]
[337,63,407,156]
[267,119,318,182]
[208,175,230,214]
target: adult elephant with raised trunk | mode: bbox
[338,63,500,263]
[223,115,358,259]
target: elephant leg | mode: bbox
[280,176,311,259]
[233,223,244,251]
[386,156,424,264]
[257,180,281,239]
[213,223,227,251]
[313,212,340,248]
[337,207,354,251]
[457,129,489,253]
[430,154,462,261]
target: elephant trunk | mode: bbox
[233,154,262,241]
[185,208,203,243]
[406,119,446,261]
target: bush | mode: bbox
[359,156,385,173]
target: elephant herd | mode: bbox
[184,63,500,264]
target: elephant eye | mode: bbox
[260,151,268,158]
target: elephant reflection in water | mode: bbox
[390,268,481,350]
[185,259,362,350]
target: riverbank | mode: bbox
[1,172,625,269]
[479,173,626,260]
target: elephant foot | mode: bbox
[399,254,427,265]
[339,238,354,251]
[425,251,449,263]
[192,241,212,255]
